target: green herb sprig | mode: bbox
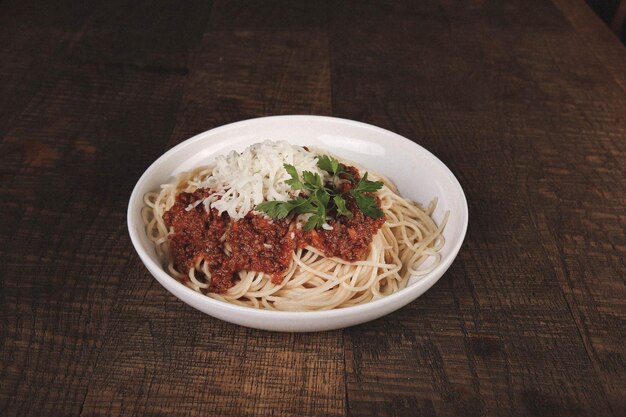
[256,156,384,230]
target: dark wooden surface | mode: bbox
[1,1,624,416]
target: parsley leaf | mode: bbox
[315,188,330,208]
[286,197,310,212]
[350,190,384,218]
[302,171,323,190]
[334,195,353,218]
[255,200,293,219]
[305,215,324,231]
[283,164,303,190]
[317,155,341,176]
[292,198,316,215]
[257,155,384,228]
[353,172,384,193]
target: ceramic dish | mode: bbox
[127,115,468,331]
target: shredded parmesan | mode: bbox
[185,199,203,211]
[198,141,325,220]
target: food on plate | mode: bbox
[142,141,447,311]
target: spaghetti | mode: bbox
[142,141,447,311]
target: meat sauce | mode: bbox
[299,195,384,262]
[163,189,294,293]
[163,165,384,293]
[299,164,385,262]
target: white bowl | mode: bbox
[127,115,468,332]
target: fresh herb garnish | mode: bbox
[256,155,384,230]
[317,155,341,176]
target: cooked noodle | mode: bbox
[142,158,447,311]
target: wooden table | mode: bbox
[1,1,624,416]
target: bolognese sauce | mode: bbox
[300,164,385,261]
[163,169,385,293]
[300,195,385,262]
[162,189,229,291]
[164,190,296,293]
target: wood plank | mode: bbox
[168,29,332,147]
[329,1,625,416]
[208,0,327,30]
[0,1,214,416]
[77,2,344,417]
[0,0,96,140]
[552,0,626,93]
[1,1,624,416]
[0,62,193,417]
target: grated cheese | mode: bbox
[198,141,325,220]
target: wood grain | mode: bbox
[1,1,625,416]
[0,0,212,415]
[329,1,625,416]
[554,0,626,93]
[76,2,342,417]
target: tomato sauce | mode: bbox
[162,189,229,291]
[163,164,384,293]
[163,190,296,293]
[299,195,385,262]
[299,164,385,262]
[227,214,295,285]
